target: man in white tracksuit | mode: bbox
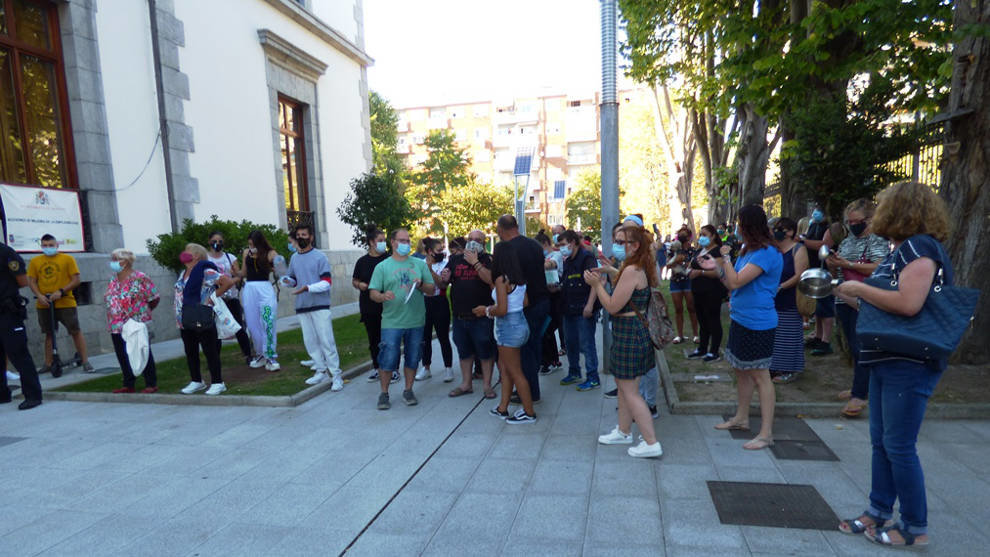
[280,224,343,391]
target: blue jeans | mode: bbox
[638,366,658,407]
[379,327,424,373]
[563,311,599,381]
[867,360,942,536]
[836,302,869,400]
[495,311,529,348]
[452,317,495,361]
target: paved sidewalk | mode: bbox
[1,335,988,556]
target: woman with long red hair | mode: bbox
[584,226,663,458]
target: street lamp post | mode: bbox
[600,0,620,375]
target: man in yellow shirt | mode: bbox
[27,234,92,376]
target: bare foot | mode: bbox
[714,419,750,431]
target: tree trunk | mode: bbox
[736,104,770,207]
[939,0,990,365]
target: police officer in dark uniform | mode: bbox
[1,242,43,410]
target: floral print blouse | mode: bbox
[173,268,220,329]
[105,271,159,334]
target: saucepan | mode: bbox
[798,246,841,299]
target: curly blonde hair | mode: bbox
[871,181,950,242]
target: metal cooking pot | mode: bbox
[798,245,841,299]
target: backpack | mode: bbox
[632,287,676,350]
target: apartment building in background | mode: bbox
[396,91,604,227]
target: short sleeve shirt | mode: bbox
[445,252,493,317]
[27,253,80,308]
[368,256,434,329]
[208,252,240,298]
[173,268,221,329]
[105,271,160,333]
[0,245,26,302]
[352,253,388,318]
[729,245,783,331]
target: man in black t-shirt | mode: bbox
[496,215,549,402]
[438,229,496,397]
[0,243,43,410]
[352,231,392,383]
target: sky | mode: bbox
[364,0,607,109]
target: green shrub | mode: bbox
[147,215,291,273]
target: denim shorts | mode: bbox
[494,311,529,348]
[452,317,495,360]
[669,278,692,293]
[815,295,836,318]
[379,327,424,372]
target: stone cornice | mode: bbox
[258,29,328,82]
[261,0,374,67]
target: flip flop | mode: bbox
[841,399,867,418]
[743,437,774,450]
[866,525,929,548]
[448,387,474,397]
[483,389,497,399]
[714,420,750,431]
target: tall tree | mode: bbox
[939,0,990,364]
[369,90,404,179]
[336,172,414,246]
[565,170,603,235]
[407,129,474,233]
[651,86,698,233]
[435,180,512,238]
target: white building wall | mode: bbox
[175,0,369,249]
[94,2,170,255]
[312,0,360,45]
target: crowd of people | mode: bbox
[0,180,962,547]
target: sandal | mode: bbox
[483,388,497,399]
[841,398,867,418]
[672,336,683,345]
[743,437,774,450]
[692,336,700,344]
[448,387,474,397]
[866,525,929,548]
[714,419,750,431]
[838,512,888,535]
[772,373,798,384]
[837,389,852,401]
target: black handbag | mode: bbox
[856,246,979,361]
[181,303,215,332]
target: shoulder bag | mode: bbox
[856,244,979,361]
[633,287,677,350]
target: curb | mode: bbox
[657,349,990,419]
[42,359,376,408]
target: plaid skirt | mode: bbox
[611,315,653,379]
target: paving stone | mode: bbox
[587,495,663,545]
[501,537,584,556]
[405,456,480,494]
[185,522,295,557]
[465,456,537,494]
[657,463,719,500]
[583,542,667,557]
[0,510,114,556]
[540,434,598,462]
[592,456,657,497]
[739,525,832,555]
[511,494,588,541]
[490,432,546,459]
[367,489,458,536]
[431,491,520,545]
[346,531,430,557]
[528,458,594,496]
[661,498,746,551]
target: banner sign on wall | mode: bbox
[0,183,85,252]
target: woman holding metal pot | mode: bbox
[833,181,953,548]
[827,199,890,417]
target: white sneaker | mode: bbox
[265,360,281,372]
[6,370,19,381]
[598,426,633,445]
[442,367,455,383]
[181,381,206,394]
[248,356,266,368]
[205,382,227,396]
[415,366,431,381]
[305,370,329,385]
[300,360,315,367]
[627,440,663,458]
[331,375,344,392]
[367,371,380,382]
[390,371,400,384]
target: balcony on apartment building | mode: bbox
[565,105,598,142]
[494,106,540,126]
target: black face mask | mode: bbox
[773,229,787,241]
[296,238,310,250]
[434,252,445,263]
[211,241,223,252]
[848,222,867,237]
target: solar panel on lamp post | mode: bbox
[512,146,535,235]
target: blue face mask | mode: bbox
[376,241,387,253]
[560,245,572,258]
[611,243,626,261]
[543,249,551,258]
[288,242,297,253]
[109,261,123,273]
[552,234,559,244]
[396,243,411,256]
[812,210,824,223]
[698,236,711,248]
[42,246,57,256]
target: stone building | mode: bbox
[0,0,372,362]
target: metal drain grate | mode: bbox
[707,480,840,530]
[771,440,839,461]
[722,416,839,462]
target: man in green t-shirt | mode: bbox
[368,228,435,410]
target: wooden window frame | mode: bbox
[0,0,78,190]
[277,94,309,212]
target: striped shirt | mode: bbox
[835,233,890,305]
